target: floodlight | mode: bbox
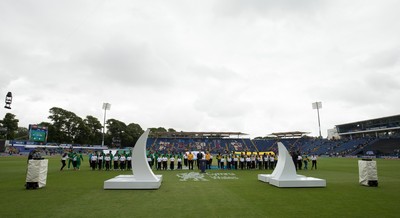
[102,103,111,146]
[4,92,12,109]
[312,101,322,138]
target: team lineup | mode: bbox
[59,149,318,172]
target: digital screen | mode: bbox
[29,124,48,142]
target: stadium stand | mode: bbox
[360,138,400,156]
[146,132,400,157]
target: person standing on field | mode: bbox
[311,155,317,170]
[226,155,232,170]
[169,155,175,170]
[60,153,68,171]
[303,155,310,170]
[257,154,263,170]
[264,154,269,170]
[240,155,245,170]
[72,152,78,170]
[269,155,275,170]
[177,155,182,170]
[98,152,104,170]
[104,153,111,171]
[220,155,225,170]
[233,155,238,170]
[162,155,168,170]
[188,152,194,170]
[217,152,221,169]
[108,151,113,169]
[113,152,119,170]
[120,153,126,170]
[297,154,303,170]
[246,155,251,169]
[157,155,162,170]
[205,152,211,169]
[147,155,153,169]
[67,150,74,170]
[183,152,188,168]
[76,151,83,170]
[90,152,98,170]
[127,153,132,170]
[197,152,203,170]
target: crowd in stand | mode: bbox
[150,135,400,157]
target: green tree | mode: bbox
[38,122,54,142]
[150,127,167,133]
[125,123,144,147]
[149,127,168,138]
[168,128,176,132]
[73,118,91,144]
[106,118,127,148]
[0,113,19,139]
[15,127,29,140]
[47,107,83,143]
[84,115,103,145]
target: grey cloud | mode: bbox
[191,66,249,119]
[187,65,243,81]
[194,93,248,119]
[363,49,400,69]
[214,0,323,18]
[314,74,398,109]
[77,40,173,87]
[364,72,400,93]
[2,1,400,138]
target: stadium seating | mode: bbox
[145,136,400,157]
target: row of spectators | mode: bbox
[149,136,399,156]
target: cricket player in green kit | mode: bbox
[76,151,84,170]
[67,150,74,169]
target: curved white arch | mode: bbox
[131,129,158,180]
[104,129,162,189]
[258,142,326,187]
[270,142,298,180]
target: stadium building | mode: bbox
[335,114,400,139]
[334,114,400,156]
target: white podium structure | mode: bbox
[258,142,326,188]
[26,159,48,189]
[358,159,378,187]
[104,129,162,189]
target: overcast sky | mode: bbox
[1,0,400,138]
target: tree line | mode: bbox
[0,107,176,148]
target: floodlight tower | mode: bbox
[102,103,111,146]
[4,92,12,109]
[312,101,322,138]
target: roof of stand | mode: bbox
[150,131,248,138]
[269,131,310,138]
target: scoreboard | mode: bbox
[29,124,48,142]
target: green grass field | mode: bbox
[0,155,399,218]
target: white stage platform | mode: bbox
[258,142,326,188]
[269,176,326,188]
[104,175,163,189]
[104,129,162,190]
